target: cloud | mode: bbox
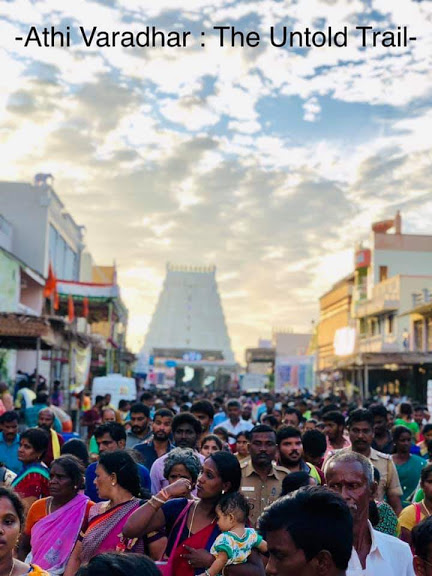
[0,0,431,359]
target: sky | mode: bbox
[0,0,431,361]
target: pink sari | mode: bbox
[29,494,89,575]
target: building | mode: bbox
[318,212,432,399]
[140,264,236,390]
[0,175,84,280]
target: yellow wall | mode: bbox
[317,277,354,370]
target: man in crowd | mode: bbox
[134,408,174,470]
[140,391,156,418]
[276,426,323,484]
[81,394,104,439]
[85,422,151,502]
[88,407,117,459]
[240,424,288,527]
[322,411,350,458]
[38,407,64,467]
[325,451,414,575]
[257,396,276,423]
[241,403,253,423]
[341,408,402,515]
[282,407,303,429]
[190,400,214,441]
[370,404,394,454]
[258,486,353,576]
[150,412,203,494]
[220,399,253,445]
[126,402,152,448]
[0,411,21,474]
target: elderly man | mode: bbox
[38,407,64,467]
[340,408,402,515]
[259,486,353,576]
[325,451,414,575]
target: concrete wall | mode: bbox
[0,182,49,275]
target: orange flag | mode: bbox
[68,295,75,322]
[44,263,57,298]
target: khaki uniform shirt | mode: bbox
[240,460,288,528]
[340,446,402,501]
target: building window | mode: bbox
[414,320,424,351]
[387,314,394,335]
[379,266,388,282]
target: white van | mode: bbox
[91,374,137,409]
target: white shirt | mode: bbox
[219,419,254,444]
[347,522,414,576]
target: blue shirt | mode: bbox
[85,460,151,503]
[0,433,21,475]
[134,440,174,471]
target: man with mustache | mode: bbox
[240,424,288,528]
[276,426,323,484]
[126,402,152,448]
[325,451,414,575]
[134,408,174,470]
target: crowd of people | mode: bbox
[2,377,432,574]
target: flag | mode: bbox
[43,263,57,298]
[68,295,75,322]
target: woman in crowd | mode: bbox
[398,463,432,545]
[200,435,223,458]
[11,428,50,508]
[395,403,420,441]
[18,455,93,575]
[61,439,90,469]
[417,424,432,458]
[76,552,160,576]
[234,432,250,463]
[369,468,398,536]
[123,451,265,576]
[392,426,426,507]
[164,448,201,494]
[212,427,231,452]
[64,450,144,576]
[0,487,49,575]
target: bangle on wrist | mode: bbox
[152,495,166,505]
[160,489,170,500]
[204,570,211,576]
[147,498,158,510]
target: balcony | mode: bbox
[353,276,400,319]
[358,333,401,353]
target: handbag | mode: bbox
[158,501,194,576]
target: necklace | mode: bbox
[188,501,199,537]
[422,500,432,517]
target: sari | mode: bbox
[162,500,220,576]
[80,498,144,564]
[27,493,89,575]
[11,463,50,500]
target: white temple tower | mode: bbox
[145,263,234,361]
